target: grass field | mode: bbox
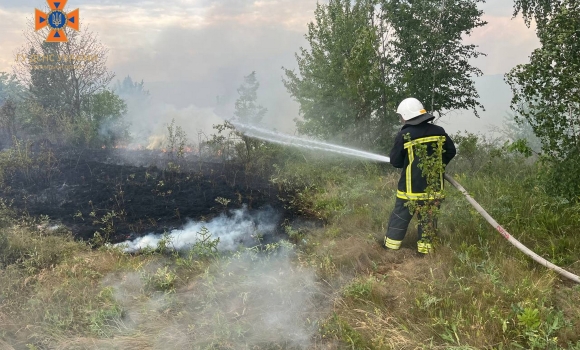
[1,135,579,349]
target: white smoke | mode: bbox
[113,78,225,151]
[116,205,281,253]
[126,102,224,149]
[98,244,328,349]
[179,247,326,349]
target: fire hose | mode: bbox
[444,173,580,284]
[232,123,580,283]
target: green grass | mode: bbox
[270,144,580,349]
[1,139,580,349]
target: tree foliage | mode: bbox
[284,0,486,150]
[209,72,270,163]
[0,73,27,145]
[112,76,150,142]
[0,73,26,105]
[234,71,267,125]
[14,27,114,121]
[10,25,126,147]
[383,0,486,118]
[513,0,565,26]
[284,0,395,149]
[506,0,580,199]
[233,72,268,162]
[501,112,542,155]
[0,99,18,145]
[114,76,150,101]
[82,90,128,147]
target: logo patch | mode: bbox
[35,0,80,42]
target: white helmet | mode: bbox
[396,98,434,125]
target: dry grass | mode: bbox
[52,335,155,350]
[1,157,580,349]
[0,339,15,350]
[277,159,580,349]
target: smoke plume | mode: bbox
[97,244,328,349]
[116,205,281,253]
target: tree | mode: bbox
[501,111,542,155]
[234,72,267,125]
[283,0,396,149]
[82,90,128,147]
[0,99,18,145]
[0,73,27,145]
[13,24,125,144]
[209,72,269,163]
[233,72,268,162]
[13,25,115,130]
[284,0,486,150]
[0,72,26,105]
[506,0,580,198]
[382,0,486,118]
[114,76,150,101]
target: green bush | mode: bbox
[539,150,580,202]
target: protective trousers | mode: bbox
[384,197,441,253]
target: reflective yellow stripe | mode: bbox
[401,135,446,198]
[406,146,414,193]
[403,136,446,149]
[396,190,444,200]
[385,237,402,250]
[417,240,433,254]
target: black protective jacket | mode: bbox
[389,120,456,200]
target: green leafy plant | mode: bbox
[284,224,306,244]
[166,118,188,173]
[342,277,374,299]
[510,303,569,349]
[206,120,239,161]
[90,209,126,247]
[175,227,220,269]
[506,1,580,200]
[144,266,178,293]
[403,133,446,249]
[190,226,220,259]
[89,287,124,337]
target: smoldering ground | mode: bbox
[87,245,329,350]
[115,205,283,252]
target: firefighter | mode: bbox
[384,97,456,254]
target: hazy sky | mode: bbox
[0,0,540,138]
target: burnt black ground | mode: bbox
[1,148,297,243]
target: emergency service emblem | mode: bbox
[35,0,80,42]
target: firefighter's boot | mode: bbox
[417,239,433,254]
[384,237,402,250]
